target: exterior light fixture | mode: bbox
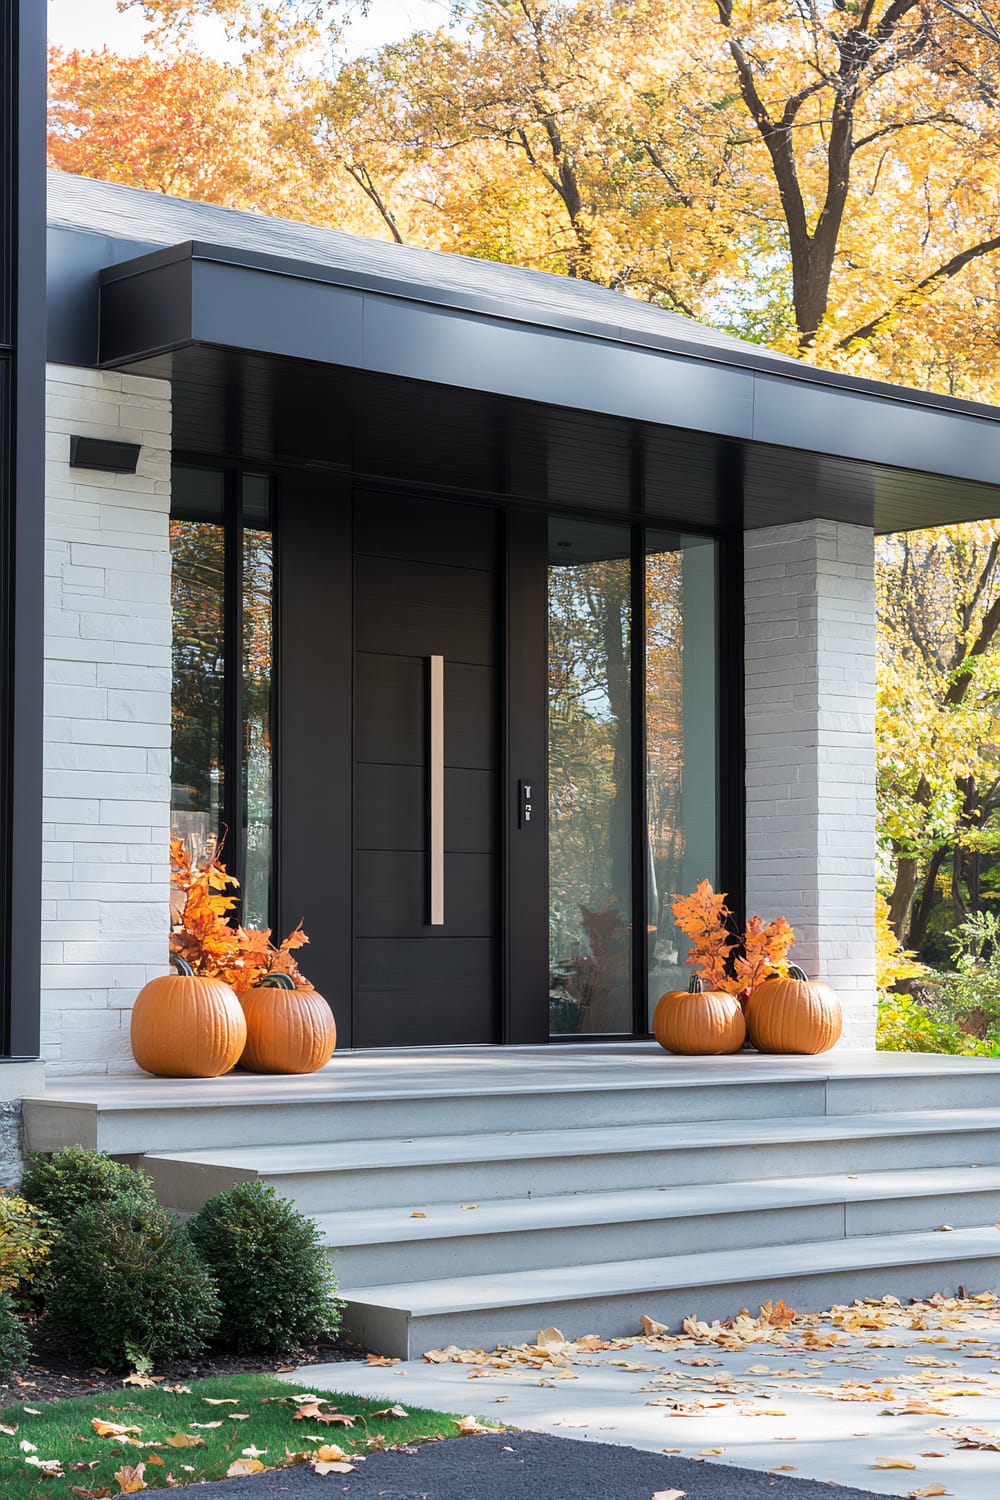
[69,435,142,474]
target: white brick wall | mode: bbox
[745,519,877,1048]
[42,365,173,1075]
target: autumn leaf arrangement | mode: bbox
[169,838,308,995]
[672,879,794,1009]
[658,881,844,1055]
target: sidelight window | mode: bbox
[169,466,274,926]
[547,521,719,1036]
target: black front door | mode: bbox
[351,493,499,1046]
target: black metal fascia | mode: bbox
[96,241,1000,502]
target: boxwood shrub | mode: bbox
[187,1181,341,1355]
[44,1193,220,1369]
[21,1147,156,1230]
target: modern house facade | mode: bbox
[27,164,1000,1086]
[6,18,1000,1351]
[0,141,996,1091]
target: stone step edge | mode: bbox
[312,1165,1000,1248]
[25,1057,1000,1112]
[141,1106,1000,1176]
[338,1223,1000,1320]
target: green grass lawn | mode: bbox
[0,1372,481,1497]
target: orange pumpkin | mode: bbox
[652,976,747,1055]
[239,973,337,1074]
[745,963,843,1054]
[130,955,246,1078]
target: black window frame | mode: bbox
[0,0,45,1060]
[170,460,277,928]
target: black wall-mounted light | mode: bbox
[69,435,142,474]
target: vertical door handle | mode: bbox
[428,655,445,926]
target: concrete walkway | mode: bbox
[289,1292,1000,1499]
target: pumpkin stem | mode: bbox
[687,976,704,993]
[256,972,296,990]
[786,963,809,981]
[169,953,194,977]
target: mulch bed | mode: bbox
[0,1314,369,1407]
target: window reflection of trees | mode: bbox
[646,550,686,997]
[170,519,225,869]
[548,554,632,1035]
[242,527,273,929]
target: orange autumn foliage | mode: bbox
[672,879,794,1003]
[169,837,308,994]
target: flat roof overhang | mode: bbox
[96,240,1000,533]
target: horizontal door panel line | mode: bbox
[353,548,496,575]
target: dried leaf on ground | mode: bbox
[163,1433,205,1449]
[92,1420,142,1440]
[113,1464,146,1494]
[226,1458,266,1477]
[873,1457,917,1468]
[24,1455,63,1474]
[455,1415,497,1435]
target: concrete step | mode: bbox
[142,1109,1000,1215]
[340,1223,1000,1359]
[320,1165,1000,1286]
[24,1053,1000,1156]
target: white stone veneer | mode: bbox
[42,364,172,1075]
[744,519,877,1048]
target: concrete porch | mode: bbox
[22,1046,1000,1357]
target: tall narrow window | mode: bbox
[170,467,275,925]
[241,476,273,929]
[646,533,718,1024]
[548,519,632,1035]
[170,471,225,869]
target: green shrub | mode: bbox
[877,991,1000,1055]
[44,1193,220,1369]
[0,1290,29,1383]
[187,1182,341,1355]
[21,1147,156,1230]
[0,1193,54,1308]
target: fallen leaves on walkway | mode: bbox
[936,1424,1000,1449]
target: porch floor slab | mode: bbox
[27,1043,1000,1108]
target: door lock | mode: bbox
[519,780,534,827]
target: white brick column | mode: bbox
[744,519,877,1048]
[42,364,172,1075]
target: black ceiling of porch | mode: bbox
[122,343,1000,534]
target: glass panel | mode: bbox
[548,519,632,1035]
[646,533,718,1025]
[170,475,226,867]
[242,475,273,929]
